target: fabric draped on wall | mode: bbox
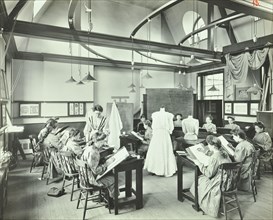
[225,43,271,84]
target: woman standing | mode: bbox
[144,106,177,177]
[233,129,255,191]
[190,137,231,217]
[84,105,108,142]
[253,121,272,161]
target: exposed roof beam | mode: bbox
[0,0,8,28]
[186,61,225,74]
[223,34,273,55]
[14,51,183,72]
[199,0,273,21]
[8,20,221,60]
[218,7,237,44]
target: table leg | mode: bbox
[135,166,143,209]
[125,170,132,197]
[193,166,200,211]
[177,158,184,202]
[114,172,119,215]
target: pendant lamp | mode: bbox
[66,42,77,83]
[208,75,219,91]
[187,55,200,66]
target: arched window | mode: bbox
[182,11,207,45]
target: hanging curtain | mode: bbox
[225,42,272,83]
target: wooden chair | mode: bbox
[250,149,260,202]
[59,151,79,201]
[41,147,51,185]
[29,135,39,173]
[75,159,110,220]
[219,162,243,220]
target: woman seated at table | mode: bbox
[81,131,118,209]
[63,128,83,156]
[138,120,153,158]
[173,113,183,128]
[136,114,147,135]
[224,116,240,130]
[233,129,255,191]
[202,116,217,134]
[253,121,272,161]
[39,118,63,179]
[190,136,231,217]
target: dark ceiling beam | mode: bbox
[223,34,273,55]
[130,0,183,37]
[8,20,221,60]
[199,0,273,21]
[186,61,225,74]
[207,3,214,51]
[14,51,183,72]
[218,7,237,44]
[0,0,8,28]
[1,0,28,59]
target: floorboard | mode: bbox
[3,157,273,220]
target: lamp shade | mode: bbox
[208,85,219,91]
[66,76,77,83]
[129,87,136,93]
[246,84,262,94]
[77,80,85,85]
[82,71,96,82]
[187,55,200,66]
[143,72,152,79]
[128,83,136,88]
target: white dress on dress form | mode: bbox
[144,108,177,177]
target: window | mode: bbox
[197,73,223,100]
[204,73,223,100]
[182,11,207,45]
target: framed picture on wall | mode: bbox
[19,103,40,117]
[68,102,85,116]
[224,102,232,114]
[233,103,248,115]
[235,86,250,101]
[250,103,259,116]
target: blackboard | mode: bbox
[146,89,194,119]
[106,102,133,132]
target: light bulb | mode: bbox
[178,70,181,75]
[179,59,183,65]
[131,60,134,65]
[183,71,186,76]
[131,66,134,70]
[253,35,257,43]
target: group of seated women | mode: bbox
[188,122,272,218]
[36,117,117,209]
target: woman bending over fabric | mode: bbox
[232,129,255,191]
[81,132,118,209]
[253,121,272,161]
[138,120,153,158]
[190,136,231,217]
[63,128,83,156]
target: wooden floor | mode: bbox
[3,157,273,220]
